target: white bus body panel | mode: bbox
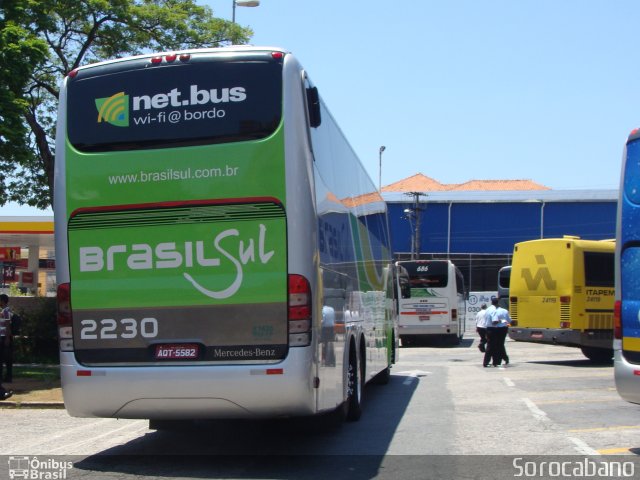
[61,349,316,418]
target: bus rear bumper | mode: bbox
[399,323,458,337]
[60,349,318,420]
[508,327,612,349]
[615,349,640,405]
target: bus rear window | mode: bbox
[405,261,449,289]
[584,251,614,287]
[67,58,282,152]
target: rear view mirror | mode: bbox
[306,87,321,128]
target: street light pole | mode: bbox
[378,145,386,192]
[405,191,425,259]
[232,0,260,24]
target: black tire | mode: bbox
[580,346,613,363]
[345,346,363,421]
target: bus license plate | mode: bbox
[419,315,431,321]
[155,344,199,360]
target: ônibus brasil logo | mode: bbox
[95,85,247,128]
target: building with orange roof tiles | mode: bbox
[380,173,616,291]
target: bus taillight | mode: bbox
[614,300,622,340]
[560,296,571,304]
[288,274,311,347]
[57,283,74,352]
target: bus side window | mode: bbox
[396,265,411,299]
[455,269,467,298]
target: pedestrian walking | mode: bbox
[483,297,512,367]
[475,304,488,352]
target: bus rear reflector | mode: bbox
[288,274,311,346]
[56,283,72,326]
[614,300,622,340]
[57,283,74,352]
[560,321,571,329]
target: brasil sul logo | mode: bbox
[95,92,129,127]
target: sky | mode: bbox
[4,0,638,215]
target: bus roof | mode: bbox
[513,236,615,253]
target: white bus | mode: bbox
[395,260,467,345]
[54,46,398,427]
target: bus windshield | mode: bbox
[67,54,282,152]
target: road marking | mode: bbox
[503,377,515,387]
[523,398,551,424]
[46,420,147,455]
[568,436,600,456]
[598,447,633,455]
[503,372,611,380]
[534,397,621,405]
[569,425,640,433]
[523,398,599,455]
[526,387,617,395]
[397,370,430,385]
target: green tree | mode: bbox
[0,0,252,209]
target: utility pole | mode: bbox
[405,191,426,259]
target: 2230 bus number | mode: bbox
[80,317,159,340]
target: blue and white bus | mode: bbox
[615,128,640,404]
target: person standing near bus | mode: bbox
[475,304,488,352]
[0,294,13,399]
[483,297,511,367]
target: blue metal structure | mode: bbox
[385,190,617,256]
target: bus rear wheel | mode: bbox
[580,346,613,363]
[345,346,363,421]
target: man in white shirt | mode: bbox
[475,304,488,352]
[483,297,512,367]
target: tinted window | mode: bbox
[67,56,282,152]
[498,268,511,288]
[584,251,614,287]
[402,261,449,290]
[455,269,465,295]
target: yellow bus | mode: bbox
[508,236,615,362]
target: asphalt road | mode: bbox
[1,328,639,479]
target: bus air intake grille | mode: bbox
[560,304,570,322]
[587,313,613,330]
[68,202,285,229]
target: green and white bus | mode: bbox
[54,46,398,427]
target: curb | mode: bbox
[0,400,65,409]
